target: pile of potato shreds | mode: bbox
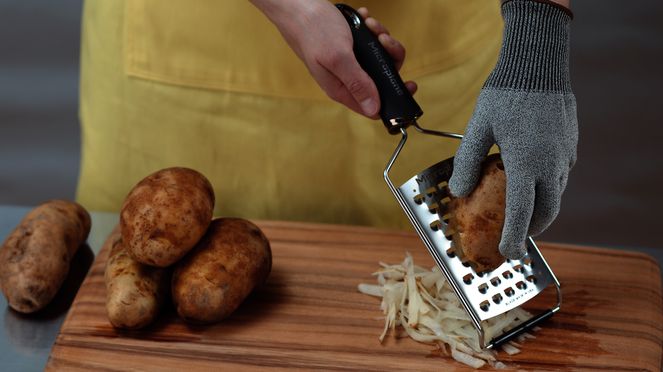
[357,253,539,369]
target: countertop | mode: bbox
[1,205,662,371]
[0,206,116,372]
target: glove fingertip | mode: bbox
[528,212,555,236]
[528,225,545,237]
[448,173,475,197]
[499,240,528,260]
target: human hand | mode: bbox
[251,0,416,117]
[449,0,578,260]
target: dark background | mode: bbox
[0,1,662,257]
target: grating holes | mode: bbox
[523,257,532,266]
[413,193,425,205]
[480,300,490,312]
[490,277,501,287]
[429,220,442,231]
[492,293,503,304]
[516,281,527,290]
[437,181,448,189]
[463,273,474,285]
[502,270,514,279]
[446,247,455,258]
[439,196,451,205]
[478,283,488,294]
[425,186,437,196]
[504,287,515,297]
[444,229,455,240]
[427,202,439,214]
[440,213,452,222]
[513,264,524,273]
[526,275,537,284]
[461,260,470,268]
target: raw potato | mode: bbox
[104,229,168,329]
[121,167,215,267]
[172,218,272,324]
[0,200,91,313]
[448,154,506,273]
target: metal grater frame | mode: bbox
[334,2,561,350]
[384,124,562,350]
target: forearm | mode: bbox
[550,0,570,9]
[250,0,306,23]
[502,0,571,16]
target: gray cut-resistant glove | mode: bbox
[449,0,578,260]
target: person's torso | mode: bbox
[124,0,502,99]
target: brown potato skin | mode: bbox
[172,218,271,324]
[104,230,168,329]
[120,167,214,267]
[0,200,91,313]
[449,154,506,273]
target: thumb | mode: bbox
[449,118,493,197]
[331,55,380,117]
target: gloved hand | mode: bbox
[449,0,578,260]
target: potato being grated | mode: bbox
[358,253,537,369]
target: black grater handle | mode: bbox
[336,4,423,135]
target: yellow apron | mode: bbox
[77,0,502,229]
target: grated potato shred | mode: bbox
[358,253,537,369]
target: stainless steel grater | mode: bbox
[385,129,562,349]
[337,4,562,349]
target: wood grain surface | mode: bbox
[46,221,663,371]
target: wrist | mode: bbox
[486,0,573,93]
[250,0,314,28]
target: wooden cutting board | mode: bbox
[46,221,662,371]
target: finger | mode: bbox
[378,33,405,70]
[569,152,577,169]
[562,154,574,191]
[327,51,380,116]
[308,63,367,116]
[449,118,493,197]
[365,17,390,36]
[499,174,535,260]
[405,81,417,95]
[528,179,561,236]
[559,172,568,192]
[357,8,391,36]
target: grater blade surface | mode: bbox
[397,156,558,322]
